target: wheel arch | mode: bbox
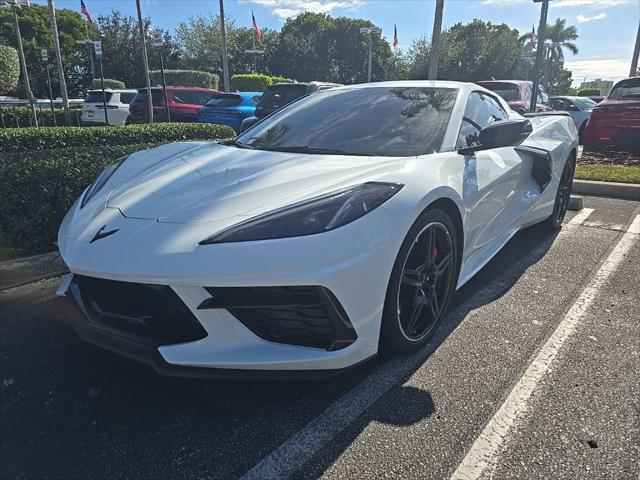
[421,197,464,276]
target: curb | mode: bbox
[572,179,640,201]
[0,251,68,291]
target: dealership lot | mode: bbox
[1,195,638,479]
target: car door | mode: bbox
[457,91,540,277]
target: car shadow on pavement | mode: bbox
[0,224,559,480]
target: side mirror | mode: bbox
[458,119,532,155]
[239,116,259,133]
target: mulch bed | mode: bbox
[579,149,640,166]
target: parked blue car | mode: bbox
[197,92,262,132]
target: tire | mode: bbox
[380,208,460,353]
[545,154,576,229]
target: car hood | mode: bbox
[102,142,406,224]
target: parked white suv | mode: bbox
[81,89,137,126]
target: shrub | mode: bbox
[0,143,159,253]
[90,78,126,90]
[150,69,219,89]
[577,88,600,97]
[0,107,83,128]
[0,122,234,153]
[230,73,295,92]
[0,45,20,95]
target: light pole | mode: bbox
[2,0,38,126]
[152,29,171,122]
[530,0,551,112]
[136,0,153,123]
[218,0,230,92]
[360,26,382,83]
[631,20,640,77]
[47,0,70,124]
[428,0,445,80]
[41,48,56,125]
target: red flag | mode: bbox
[393,24,398,49]
[252,11,262,42]
[80,0,94,24]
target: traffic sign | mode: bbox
[153,29,164,48]
[93,40,102,59]
[41,48,48,62]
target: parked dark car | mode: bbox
[583,76,640,152]
[129,86,218,123]
[197,92,262,132]
[254,82,341,119]
[475,80,553,115]
[587,96,605,103]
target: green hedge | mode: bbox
[578,88,600,96]
[150,69,219,89]
[90,78,126,90]
[0,45,20,94]
[0,122,234,153]
[0,107,83,128]
[230,73,295,92]
[0,143,159,253]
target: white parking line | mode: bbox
[242,227,569,480]
[568,207,594,225]
[450,215,639,480]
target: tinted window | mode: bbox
[120,92,136,104]
[205,94,242,107]
[258,84,308,109]
[172,91,214,105]
[538,86,549,104]
[132,89,166,106]
[609,78,640,100]
[572,97,596,109]
[550,98,572,110]
[238,87,458,157]
[84,91,113,103]
[478,82,521,102]
[458,92,509,148]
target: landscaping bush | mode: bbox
[150,69,219,89]
[230,73,295,92]
[577,88,600,97]
[0,107,83,128]
[90,78,126,90]
[0,122,234,153]
[0,143,158,253]
[0,45,20,94]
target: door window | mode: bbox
[458,92,509,148]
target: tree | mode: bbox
[96,10,181,90]
[0,4,94,97]
[0,44,20,94]
[407,20,523,82]
[270,12,395,84]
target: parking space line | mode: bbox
[241,229,567,480]
[567,207,594,225]
[449,215,638,480]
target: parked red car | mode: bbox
[475,80,553,114]
[583,77,640,152]
[128,86,218,123]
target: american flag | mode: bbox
[393,24,398,49]
[80,0,94,24]
[252,11,262,42]
[530,25,537,48]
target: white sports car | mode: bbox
[57,81,578,378]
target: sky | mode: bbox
[35,0,640,86]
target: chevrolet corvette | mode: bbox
[57,81,578,378]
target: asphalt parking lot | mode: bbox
[1,195,638,480]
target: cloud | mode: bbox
[245,0,365,20]
[565,58,631,85]
[576,12,607,23]
[482,0,527,5]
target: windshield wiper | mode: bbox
[260,145,373,156]
[221,139,255,149]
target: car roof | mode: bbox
[327,80,467,91]
[137,86,219,92]
[87,89,137,94]
[476,80,532,86]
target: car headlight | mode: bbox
[200,182,403,245]
[81,155,129,208]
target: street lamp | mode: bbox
[360,26,382,83]
[1,0,38,126]
[152,29,171,122]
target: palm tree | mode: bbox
[520,18,578,92]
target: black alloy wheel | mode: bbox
[547,154,576,229]
[381,208,459,352]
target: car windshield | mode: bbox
[237,86,458,157]
[205,94,242,107]
[259,84,308,108]
[571,98,597,110]
[609,78,640,100]
[84,91,112,103]
[478,82,521,102]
